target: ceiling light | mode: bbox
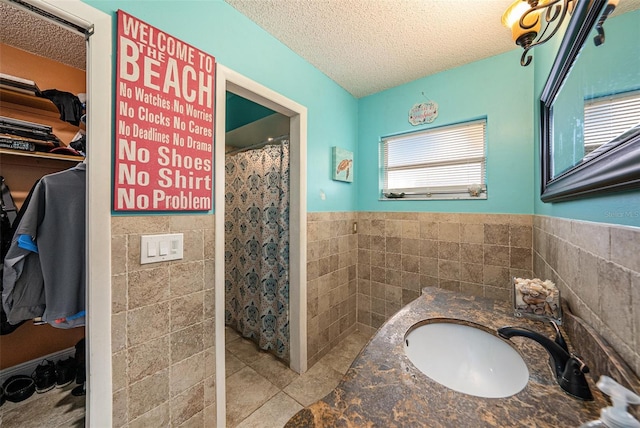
[502,0,575,66]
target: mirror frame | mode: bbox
[540,0,640,202]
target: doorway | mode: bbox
[214,65,307,427]
[0,0,113,425]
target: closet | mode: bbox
[0,2,86,425]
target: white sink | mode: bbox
[404,322,529,398]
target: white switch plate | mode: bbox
[140,233,184,264]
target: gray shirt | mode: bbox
[2,163,85,328]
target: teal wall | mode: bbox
[356,50,535,214]
[84,0,359,213]
[84,1,638,224]
[533,10,640,227]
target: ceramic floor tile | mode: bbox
[226,366,280,427]
[225,326,241,344]
[318,332,369,374]
[226,336,268,366]
[248,352,299,390]
[235,391,303,428]
[282,360,344,407]
[226,349,247,378]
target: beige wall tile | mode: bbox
[510,224,532,248]
[128,403,170,428]
[171,292,205,332]
[112,387,129,428]
[112,273,127,314]
[483,265,510,287]
[460,243,483,264]
[484,223,509,245]
[112,312,127,353]
[438,222,460,242]
[112,234,127,275]
[127,302,170,348]
[113,350,128,393]
[128,368,170,420]
[438,259,460,281]
[611,226,640,273]
[598,259,633,344]
[170,261,204,297]
[171,352,206,397]
[169,214,213,231]
[484,245,509,267]
[460,223,484,243]
[171,323,204,363]
[128,336,171,384]
[420,221,438,240]
[128,266,171,309]
[385,220,402,237]
[438,241,460,261]
[571,220,610,260]
[112,215,170,235]
[181,229,204,262]
[534,216,639,379]
[510,247,532,270]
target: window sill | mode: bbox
[379,194,487,201]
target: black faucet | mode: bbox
[497,324,593,401]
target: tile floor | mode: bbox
[0,382,85,428]
[226,327,370,428]
[0,329,369,428]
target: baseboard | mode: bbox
[0,347,75,385]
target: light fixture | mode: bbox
[502,0,575,66]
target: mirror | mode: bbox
[540,0,640,202]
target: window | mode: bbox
[381,119,487,199]
[583,90,640,162]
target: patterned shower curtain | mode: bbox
[224,140,290,361]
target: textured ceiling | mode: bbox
[1,0,638,98]
[0,2,86,71]
[225,0,640,98]
[225,0,519,97]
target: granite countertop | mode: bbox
[286,287,608,427]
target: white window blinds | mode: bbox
[583,90,640,160]
[381,119,486,199]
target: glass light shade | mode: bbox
[502,0,542,42]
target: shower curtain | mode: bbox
[225,140,290,360]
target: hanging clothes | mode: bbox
[2,163,86,328]
[225,140,290,361]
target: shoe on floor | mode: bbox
[32,359,56,393]
[55,357,77,388]
[71,382,85,396]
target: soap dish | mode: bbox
[512,277,562,325]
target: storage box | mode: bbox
[513,277,562,324]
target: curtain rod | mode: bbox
[225,134,289,156]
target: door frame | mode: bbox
[5,0,114,425]
[214,64,308,427]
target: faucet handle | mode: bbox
[550,320,569,352]
[571,354,590,374]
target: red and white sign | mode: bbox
[114,11,214,211]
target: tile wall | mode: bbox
[534,216,640,377]
[111,215,216,427]
[355,212,534,333]
[306,212,358,367]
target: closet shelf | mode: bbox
[0,148,84,162]
[0,88,58,113]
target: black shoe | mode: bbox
[74,338,86,385]
[32,359,56,393]
[71,382,85,396]
[55,357,77,388]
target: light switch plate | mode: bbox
[140,233,184,264]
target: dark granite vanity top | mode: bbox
[286,287,618,427]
